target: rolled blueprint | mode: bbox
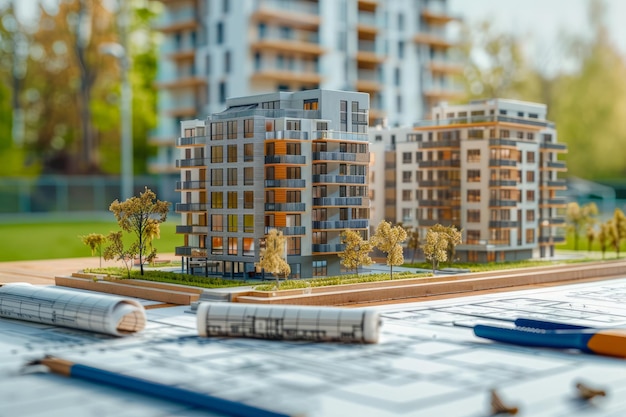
[0,283,146,336]
[196,302,380,343]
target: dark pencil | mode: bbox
[30,356,298,417]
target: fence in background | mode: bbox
[0,175,179,222]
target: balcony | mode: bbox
[312,244,345,254]
[265,179,306,188]
[427,61,463,75]
[265,226,306,235]
[419,139,460,149]
[265,130,309,140]
[545,161,567,170]
[418,160,461,168]
[358,0,377,12]
[312,131,369,142]
[176,158,207,168]
[312,152,357,162]
[175,246,208,257]
[176,225,208,234]
[175,181,207,191]
[417,179,460,188]
[413,33,454,49]
[177,135,209,147]
[264,203,306,212]
[155,9,198,33]
[540,142,568,151]
[489,159,517,167]
[312,220,368,230]
[489,138,518,147]
[264,155,307,164]
[421,9,458,25]
[489,180,518,187]
[489,199,517,207]
[418,199,453,208]
[175,203,209,212]
[251,66,322,84]
[252,0,320,30]
[488,221,519,229]
[312,174,366,184]
[312,197,364,207]
[540,198,567,207]
[251,38,324,57]
[423,88,464,102]
[156,76,207,90]
[357,12,378,40]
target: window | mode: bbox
[467,230,480,244]
[211,122,224,140]
[227,145,237,162]
[303,99,318,110]
[526,171,535,182]
[526,229,535,244]
[526,190,535,202]
[227,191,237,208]
[287,237,301,255]
[467,189,481,202]
[527,151,535,163]
[216,22,224,44]
[244,167,254,185]
[526,210,535,221]
[244,191,254,209]
[227,167,237,186]
[467,149,481,162]
[244,214,254,233]
[244,143,254,161]
[244,119,254,138]
[211,214,223,231]
[227,237,237,255]
[312,260,327,277]
[243,238,255,256]
[416,152,423,162]
[402,171,412,183]
[219,81,226,103]
[227,121,237,139]
[402,152,412,164]
[286,190,301,202]
[286,120,301,130]
[467,170,481,182]
[211,146,223,163]
[402,190,412,201]
[224,50,231,73]
[211,192,223,208]
[211,237,223,254]
[467,209,480,223]
[227,214,238,232]
[211,169,223,186]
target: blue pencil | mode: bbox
[31,356,296,417]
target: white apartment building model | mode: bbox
[152,0,460,176]
[176,89,370,278]
[370,99,567,262]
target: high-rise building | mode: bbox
[175,89,370,278]
[369,99,568,262]
[152,0,460,176]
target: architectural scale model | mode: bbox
[150,0,461,175]
[369,99,568,262]
[175,89,370,278]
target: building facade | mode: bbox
[369,99,568,262]
[152,0,460,176]
[175,89,370,278]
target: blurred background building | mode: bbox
[149,0,461,178]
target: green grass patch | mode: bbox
[0,220,182,261]
[405,258,600,273]
[85,267,247,289]
[254,271,430,291]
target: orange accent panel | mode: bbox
[275,142,287,155]
[275,189,287,203]
[275,165,287,179]
[275,213,287,227]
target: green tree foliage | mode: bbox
[338,230,373,276]
[102,231,135,278]
[566,202,599,251]
[80,233,107,267]
[372,220,407,280]
[256,228,291,287]
[108,187,169,275]
[548,0,626,180]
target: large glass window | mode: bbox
[244,143,254,161]
[244,167,254,185]
[227,145,237,162]
[211,146,223,163]
[228,237,237,255]
[211,169,223,186]
[244,191,254,209]
[244,214,254,233]
[227,121,237,139]
[211,192,223,208]
[211,122,224,140]
[227,191,237,208]
[287,237,301,255]
[244,119,254,138]
[312,260,327,277]
[227,167,237,186]
[211,237,223,254]
[228,214,238,232]
[211,214,223,231]
[243,238,255,256]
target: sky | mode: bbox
[449,0,626,74]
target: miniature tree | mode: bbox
[80,233,107,267]
[430,224,462,266]
[566,202,598,251]
[597,222,610,259]
[586,225,595,252]
[103,231,136,278]
[405,226,421,264]
[371,220,407,280]
[109,187,169,275]
[338,230,373,276]
[256,228,291,287]
[423,229,449,274]
[612,208,626,257]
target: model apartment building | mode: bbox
[175,89,370,278]
[369,99,568,262]
[152,0,460,175]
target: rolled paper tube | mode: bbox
[196,302,380,343]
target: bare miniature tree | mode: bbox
[566,202,599,251]
[256,228,291,287]
[80,233,107,267]
[102,231,135,278]
[423,229,449,274]
[338,230,373,276]
[109,187,169,275]
[371,220,407,280]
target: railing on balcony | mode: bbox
[176,158,207,168]
[489,139,518,147]
[177,136,209,146]
[312,152,358,162]
[265,179,306,188]
[175,203,209,212]
[415,114,555,129]
[312,243,346,253]
[264,155,306,164]
[312,131,369,142]
[176,225,208,234]
[488,221,519,228]
[312,197,363,206]
[418,199,453,207]
[176,181,207,190]
[264,203,306,211]
[546,161,566,169]
[417,179,460,188]
[175,246,208,257]
[312,220,368,229]
[265,130,309,140]
[419,139,460,148]
[488,199,517,207]
[489,180,518,187]
[540,143,567,151]
[418,160,461,168]
[265,226,306,235]
[312,174,366,184]
[488,159,517,167]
